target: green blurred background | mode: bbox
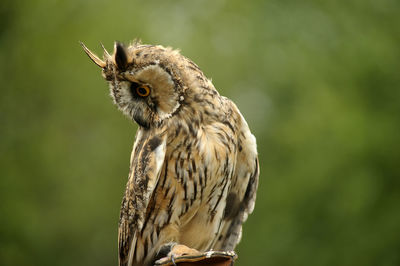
[1,0,399,265]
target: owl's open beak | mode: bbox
[80,42,107,68]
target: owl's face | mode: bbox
[82,42,184,128]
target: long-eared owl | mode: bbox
[81,41,259,266]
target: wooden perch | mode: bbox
[154,250,237,266]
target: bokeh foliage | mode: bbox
[1,0,399,265]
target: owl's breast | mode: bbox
[147,120,237,250]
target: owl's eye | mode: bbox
[137,85,150,97]
[130,82,151,97]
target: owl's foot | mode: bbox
[154,243,201,265]
[169,244,202,258]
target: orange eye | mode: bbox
[136,85,150,97]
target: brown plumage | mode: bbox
[81,41,259,266]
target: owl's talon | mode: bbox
[154,242,177,263]
[171,254,176,266]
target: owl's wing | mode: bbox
[118,130,167,266]
[214,107,259,251]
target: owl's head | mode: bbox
[81,41,187,128]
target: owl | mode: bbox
[81,41,259,266]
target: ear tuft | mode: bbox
[114,42,128,71]
[80,42,106,68]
